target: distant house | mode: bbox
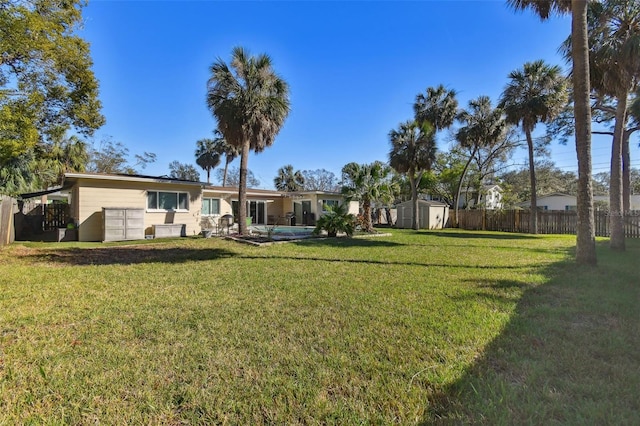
[518,193,577,211]
[458,184,503,210]
[53,172,358,242]
[395,200,449,229]
[593,195,640,210]
[519,193,640,211]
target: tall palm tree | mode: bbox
[207,47,290,235]
[507,0,596,264]
[341,161,394,233]
[414,84,458,131]
[195,138,221,184]
[388,120,436,230]
[413,84,458,222]
[274,164,304,192]
[454,96,506,223]
[587,0,640,251]
[499,60,568,234]
[211,130,239,187]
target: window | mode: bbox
[202,198,220,215]
[322,199,340,211]
[147,191,189,211]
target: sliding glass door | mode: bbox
[231,200,266,225]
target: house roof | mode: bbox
[19,186,69,200]
[63,173,349,198]
[64,172,204,186]
[538,192,575,198]
[203,186,345,198]
[288,190,342,196]
[203,185,284,198]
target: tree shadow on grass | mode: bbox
[23,246,237,266]
[401,243,572,256]
[449,279,538,306]
[422,241,640,424]
[423,230,539,240]
[239,254,532,270]
[292,237,403,248]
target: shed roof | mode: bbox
[397,199,449,207]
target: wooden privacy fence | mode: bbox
[0,196,16,246]
[14,201,71,241]
[457,209,640,238]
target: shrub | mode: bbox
[313,203,356,237]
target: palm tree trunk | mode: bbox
[238,140,250,235]
[206,168,211,185]
[525,129,537,234]
[572,0,597,265]
[454,147,477,228]
[410,174,419,230]
[223,158,231,187]
[622,129,631,214]
[609,88,627,251]
[363,199,372,232]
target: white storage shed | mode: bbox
[395,200,449,229]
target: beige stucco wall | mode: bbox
[74,178,202,241]
[347,200,359,216]
[201,190,234,216]
[198,189,355,226]
[267,198,290,224]
[201,190,294,225]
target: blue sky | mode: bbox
[80,0,638,188]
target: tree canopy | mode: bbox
[168,161,201,181]
[301,169,340,192]
[87,138,156,175]
[195,138,221,184]
[0,0,104,195]
[0,0,104,152]
[215,166,260,188]
[274,164,304,192]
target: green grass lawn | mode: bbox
[0,230,638,424]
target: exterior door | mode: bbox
[301,201,312,225]
[232,200,266,225]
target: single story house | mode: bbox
[60,172,358,242]
[518,193,577,211]
[519,193,640,211]
[395,200,449,229]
